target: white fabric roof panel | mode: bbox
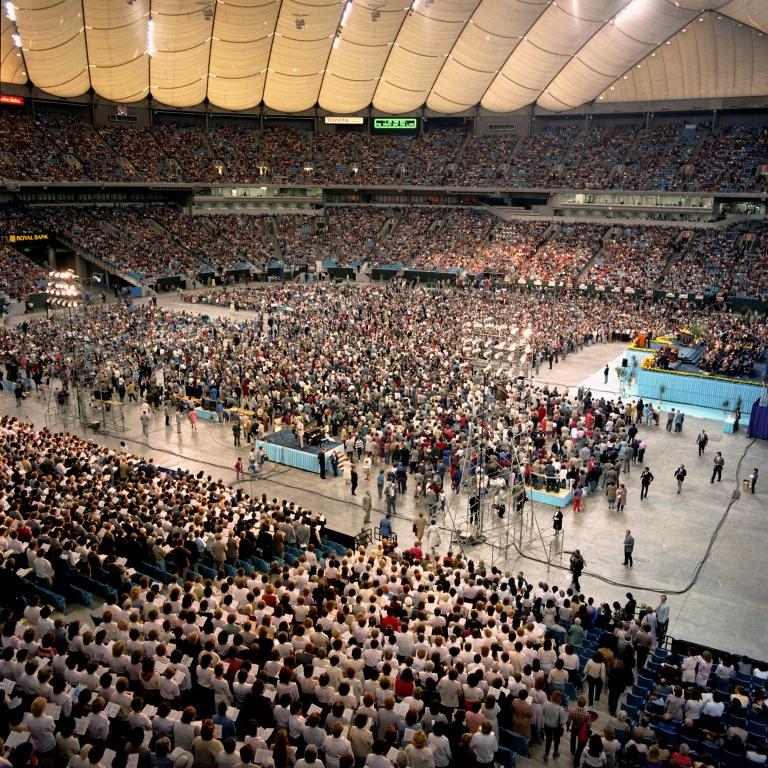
[538,0,696,111]
[207,0,280,110]
[319,0,409,114]
[599,12,768,103]
[482,0,628,112]
[2,0,767,112]
[427,0,549,112]
[150,0,212,107]
[83,0,149,103]
[373,0,479,113]
[263,0,344,112]
[0,12,27,85]
[12,0,90,97]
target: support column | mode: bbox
[74,252,86,279]
[47,246,56,269]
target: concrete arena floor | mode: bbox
[6,293,766,669]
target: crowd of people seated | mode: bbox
[615,126,700,191]
[314,208,390,266]
[453,135,519,187]
[474,220,549,275]
[399,130,464,186]
[498,127,580,188]
[680,125,768,193]
[1,109,767,192]
[0,244,48,302]
[698,315,766,377]
[663,228,745,298]
[589,228,678,289]
[153,125,221,185]
[0,377,766,768]
[207,125,267,186]
[2,199,764,299]
[517,224,605,283]
[560,126,638,191]
[96,126,183,183]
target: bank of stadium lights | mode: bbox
[46,270,80,309]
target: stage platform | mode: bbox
[256,430,343,474]
[525,486,573,508]
[526,485,573,508]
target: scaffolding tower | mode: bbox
[440,295,563,571]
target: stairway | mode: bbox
[55,232,141,288]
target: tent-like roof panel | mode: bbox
[1,0,766,112]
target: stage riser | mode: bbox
[636,367,763,412]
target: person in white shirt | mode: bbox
[322,722,353,768]
[469,721,497,767]
[23,697,57,756]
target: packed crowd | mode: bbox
[475,221,550,275]
[560,126,638,191]
[698,315,767,377]
[453,135,519,187]
[589,228,679,290]
[680,125,768,193]
[614,127,699,192]
[399,131,464,186]
[498,127,581,189]
[663,227,755,298]
[315,208,390,266]
[0,399,766,768]
[2,202,765,298]
[0,244,48,302]
[2,110,766,191]
[518,225,606,283]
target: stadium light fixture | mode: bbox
[5,2,15,21]
[12,32,21,47]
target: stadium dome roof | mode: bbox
[1,0,767,114]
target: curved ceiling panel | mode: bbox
[427,0,549,113]
[3,0,767,112]
[373,0,479,114]
[150,0,212,107]
[482,0,627,112]
[84,0,149,103]
[537,0,698,111]
[720,0,768,34]
[318,0,409,114]
[0,10,27,85]
[13,0,89,97]
[598,12,768,102]
[264,0,344,112]
[207,0,280,110]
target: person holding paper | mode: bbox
[23,696,56,758]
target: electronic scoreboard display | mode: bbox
[372,117,420,133]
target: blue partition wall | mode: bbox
[636,367,762,412]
